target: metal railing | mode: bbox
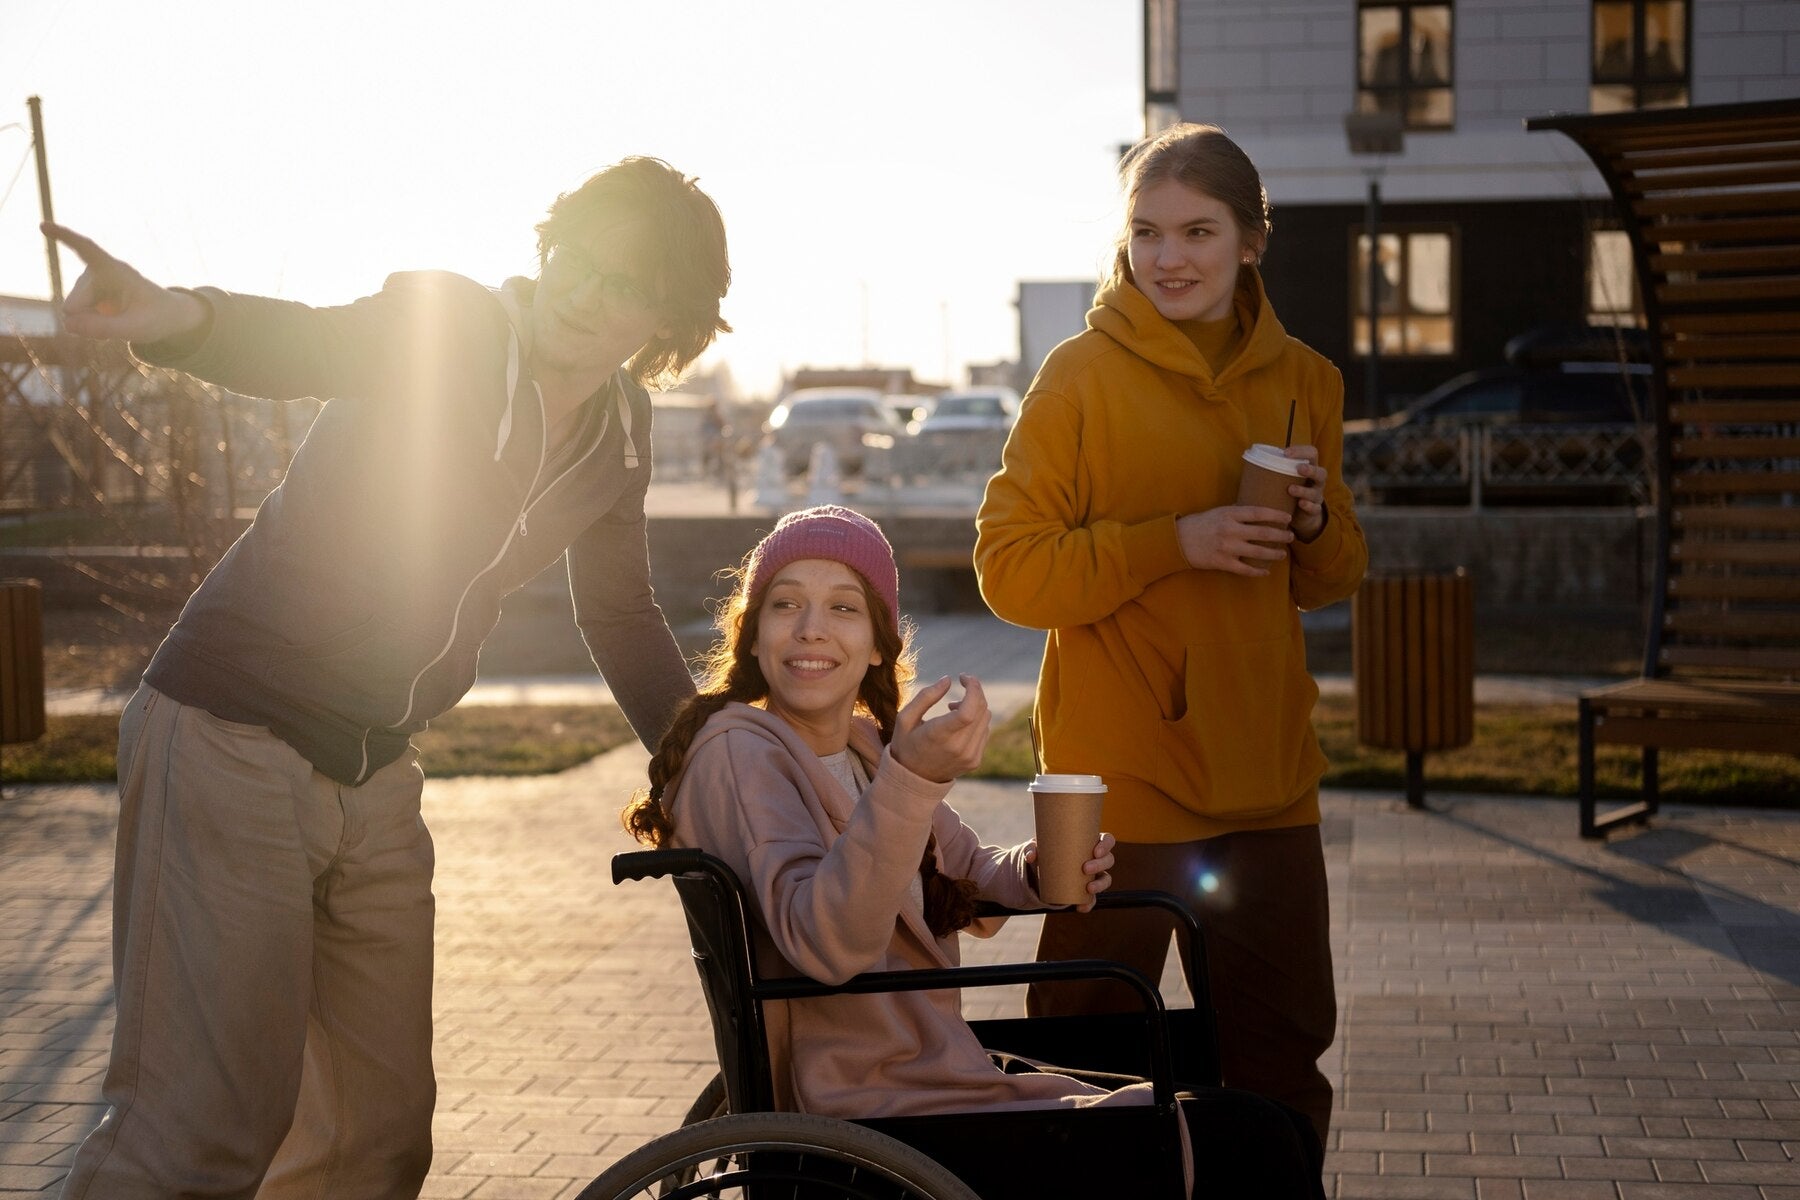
[1342,424,1653,507]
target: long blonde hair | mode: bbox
[1105,122,1272,291]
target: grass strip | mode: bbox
[975,695,1800,806]
[2,704,639,784]
[13,695,1795,805]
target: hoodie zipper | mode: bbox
[351,322,623,781]
[389,379,614,732]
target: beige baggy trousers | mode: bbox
[59,686,437,1200]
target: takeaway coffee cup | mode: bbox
[1028,774,1107,906]
[1236,443,1305,551]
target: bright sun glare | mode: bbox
[1,0,1139,398]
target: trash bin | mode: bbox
[0,579,46,748]
[1352,570,1474,808]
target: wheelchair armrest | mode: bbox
[972,887,1219,1088]
[755,959,1178,1107]
[973,890,1210,1008]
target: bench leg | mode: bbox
[1579,699,1599,839]
[1578,700,1655,840]
[1405,750,1426,810]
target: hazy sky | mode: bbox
[1,0,1141,397]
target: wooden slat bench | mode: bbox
[1529,100,1800,838]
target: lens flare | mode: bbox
[1198,871,1219,894]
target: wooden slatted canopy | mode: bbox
[1526,99,1800,837]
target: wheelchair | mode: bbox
[576,847,1224,1199]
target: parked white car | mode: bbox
[910,386,1020,478]
[916,387,1019,436]
[764,388,905,477]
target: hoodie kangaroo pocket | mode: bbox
[1153,638,1324,821]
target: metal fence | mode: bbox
[1341,424,1653,507]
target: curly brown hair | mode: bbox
[621,561,980,937]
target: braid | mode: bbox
[855,606,977,937]
[621,589,769,847]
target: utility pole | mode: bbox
[27,94,102,502]
[27,96,63,314]
[1343,111,1404,419]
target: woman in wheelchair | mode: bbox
[621,505,1324,1197]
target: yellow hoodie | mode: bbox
[975,270,1367,842]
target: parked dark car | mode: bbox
[1351,362,1652,432]
[1344,328,1653,505]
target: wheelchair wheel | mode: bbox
[575,1111,981,1200]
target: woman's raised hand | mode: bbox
[889,674,991,784]
[41,223,208,344]
[1176,504,1293,576]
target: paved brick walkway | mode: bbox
[3,746,1796,1197]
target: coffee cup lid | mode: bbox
[1241,443,1305,477]
[1028,773,1108,794]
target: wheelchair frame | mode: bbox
[579,847,1221,1198]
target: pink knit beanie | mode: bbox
[745,505,900,626]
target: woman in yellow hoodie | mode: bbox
[975,123,1367,1145]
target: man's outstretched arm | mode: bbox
[43,222,210,346]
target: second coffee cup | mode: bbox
[1235,442,1305,551]
[1029,773,1107,906]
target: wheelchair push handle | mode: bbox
[612,847,730,884]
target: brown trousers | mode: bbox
[1028,825,1336,1145]
[59,686,437,1200]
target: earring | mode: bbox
[1242,253,1256,265]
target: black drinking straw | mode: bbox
[1283,398,1297,448]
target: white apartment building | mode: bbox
[1143,0,1800,415]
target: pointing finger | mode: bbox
[40,222,115,267]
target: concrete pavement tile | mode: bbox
[1425,1152,1565,1178]
[0,1167,59,1193]
[1517,1183,1622,1199]
[446,1152,551,1178]
[1699,1159,1800,1183]
[1337,1175,1475,1198]
[1652,1157,1706,1180]
[467,1179,567,1199]
[1558,1153,1656,1180]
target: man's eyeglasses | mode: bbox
[549,242,658,314]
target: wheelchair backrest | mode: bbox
[613,848,779,1113]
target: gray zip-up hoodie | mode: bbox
[136,270,693,784]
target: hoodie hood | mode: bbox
[1087,267,1292,399]
[677,701,886,827]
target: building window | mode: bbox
[1592,1,1689,112]
[1352,227,1456,357]
[1144,0,1179,136]
[1587,228,1644,327]
[1357,2,1454,130]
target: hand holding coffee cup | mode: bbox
[1235,443,1305,542]
[1028,774,1113,907]
[1281,443,1328,541]
[1173,498,1294,577]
